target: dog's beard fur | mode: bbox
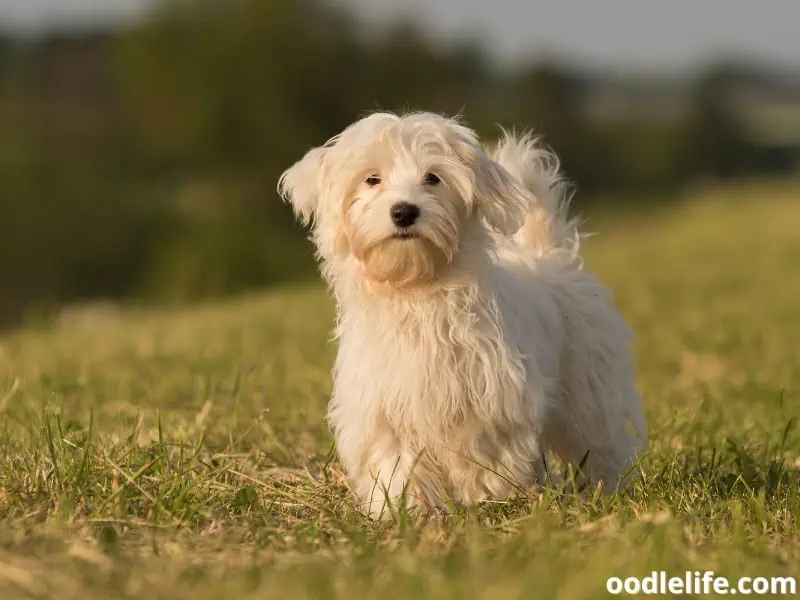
[357,238,446,287]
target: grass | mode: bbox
[1,180,799,599]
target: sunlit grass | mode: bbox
[1,181,799,599]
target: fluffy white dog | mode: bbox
[278,111,647,518]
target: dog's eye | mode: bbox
[365,175,382,187]
[423,172,441,186]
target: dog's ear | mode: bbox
[278,146,329,226]
[444,122,531,235]
[470,151,532,235]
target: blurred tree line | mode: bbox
[0,0,797,326]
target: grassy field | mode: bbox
[1,181,799,599]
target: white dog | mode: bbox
[278,111,647,518]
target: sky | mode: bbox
[1,0,798,71]
[0,0,156,33]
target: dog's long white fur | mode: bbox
[279,112,647,517]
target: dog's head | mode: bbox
[278,112,531,289]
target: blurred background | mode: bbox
[0,0,798,328]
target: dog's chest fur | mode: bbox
[332,283,536,445]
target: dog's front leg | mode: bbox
[338,424,426,519]
[356,438,421,519]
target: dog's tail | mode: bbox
[490,131,582,256]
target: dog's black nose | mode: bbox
[390,202,420,228]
